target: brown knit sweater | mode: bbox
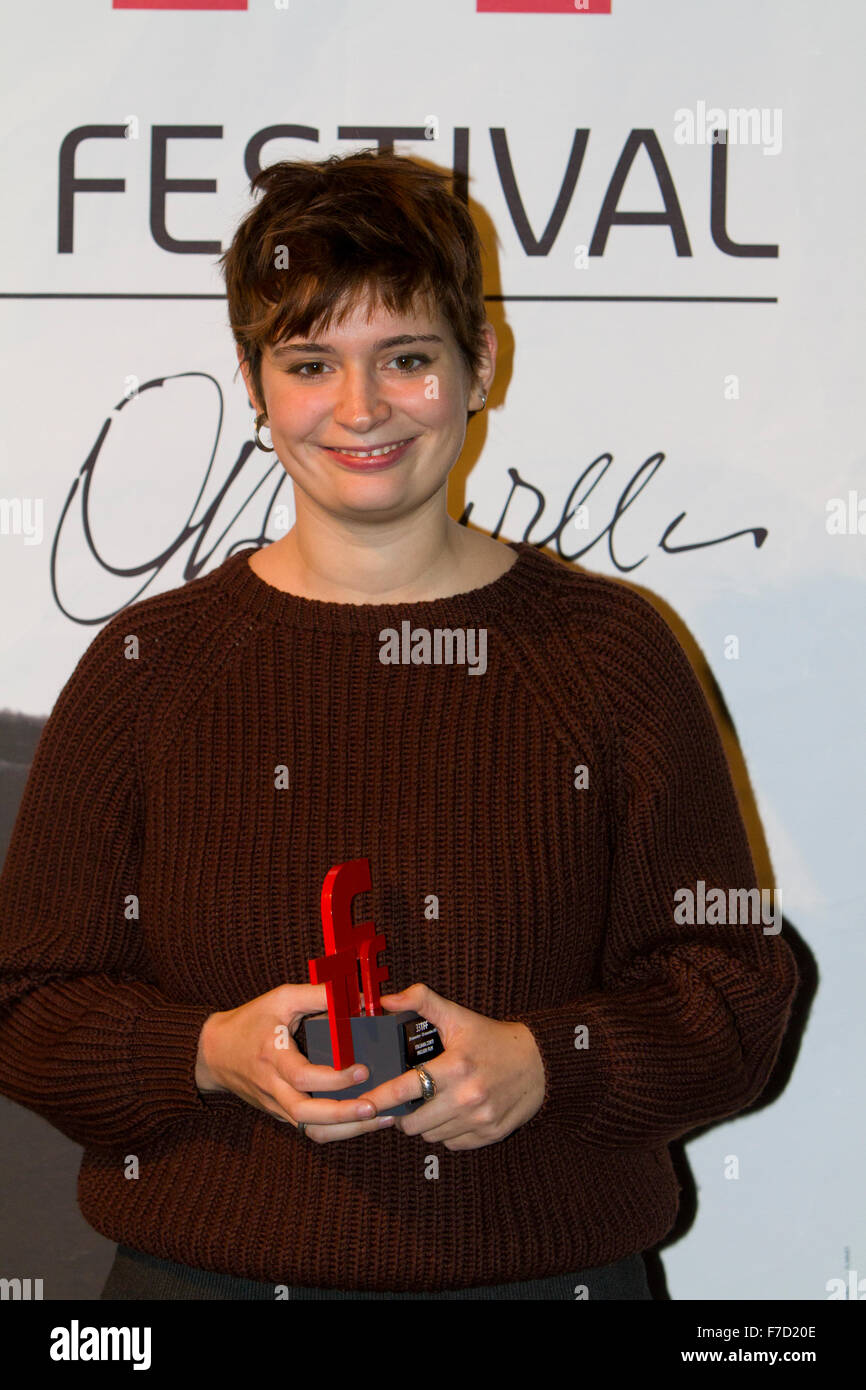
[0,540,798,1291]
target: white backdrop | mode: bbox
[1,0,863,1301]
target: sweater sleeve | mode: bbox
[509,591,799,1148]
[0,613,244,1155]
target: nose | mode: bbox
[332,364,390,432]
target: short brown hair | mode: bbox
[218,148,488,416]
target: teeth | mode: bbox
[331,441,406,458]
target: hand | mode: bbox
[196,982,396,1143]
[356,984,546,1151]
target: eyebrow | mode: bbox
[270,334,444,358]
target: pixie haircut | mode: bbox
[218,148,489,418]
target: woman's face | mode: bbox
[238,294,495,525]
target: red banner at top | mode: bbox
[113,1,248,10]
[477,1,610,11]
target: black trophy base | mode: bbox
[300,1010,443,1118]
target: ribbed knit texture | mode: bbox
[0,540,798,1291]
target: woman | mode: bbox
[0,149,798,1301]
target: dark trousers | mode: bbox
[100,1242,653,1300]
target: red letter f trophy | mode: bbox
[302,858,443,1117]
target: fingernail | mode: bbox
[378,1115,395,1127]
[352,1068,367,1082]
[356,1102,375,1118]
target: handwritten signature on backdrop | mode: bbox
[50,372,766,624]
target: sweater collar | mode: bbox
[218,540,544,632]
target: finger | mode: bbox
[277,983,329,1020]
[298,1114,397,1144]
[357,1062,441,1115]
[380,982,460,1035]
[286,1055,372,1093]
[247,1091,380,1128]
[395,1098,450,1136]
[414,1117,475,1143]
[287,1091,383,1125]
[262,1076,379,1126]
[396,1102,483,1146]
[379,983,433,1020]
[441,1133,484,1151]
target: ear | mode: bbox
[235,344,259,412]
[469,321,498,412]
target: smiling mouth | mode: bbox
[320,438,415,459]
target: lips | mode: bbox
[320,438,415,470]
[322,438,412,458]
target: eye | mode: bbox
[388,354,431,373]
[286,353,432,378]
[287,361,329,376]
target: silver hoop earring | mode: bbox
[478,391,488,411]
[254,413,275,453]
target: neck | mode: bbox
[263,506,477,604]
